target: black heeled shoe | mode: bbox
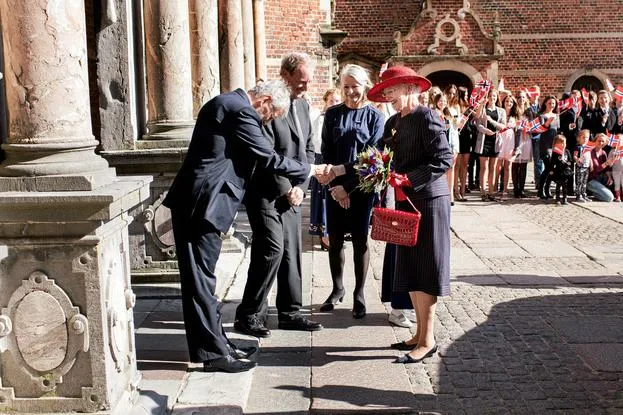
[319,288,345,311]
[352,300,366,319]
[390,340,417,351]
[394,344,438,364]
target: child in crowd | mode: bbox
[573,130,592,203]
[549,135,573,205]
[607,134,623,202]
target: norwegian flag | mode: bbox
[573,96,582,119]
[469,80,491,107]
[517,118,528,131]
[606,79,616,92]
[524,118,548,134]
[581,88,589,104]
[614,86,623,100]
[605,131,620,148]
[582,140,596,155]
[552,142,565,155]
[558,96,575,113]
[379,62,388,77]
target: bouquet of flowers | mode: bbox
[353,146,394,193]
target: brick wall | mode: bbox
[264,0,332,106]
[330,0,623,97]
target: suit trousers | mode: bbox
[236,203,303,321]
[171,210,230,362]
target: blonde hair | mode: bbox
[339,64,373,93]
[554,134,566,145]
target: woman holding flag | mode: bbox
[475,88,506,201]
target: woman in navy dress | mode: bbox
[319,64,384,319]
[367,66,453,364]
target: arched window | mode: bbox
[426,70,473,91]
[571,76,603,93]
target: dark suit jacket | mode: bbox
[163,89,310,233]
[244,98,316,210]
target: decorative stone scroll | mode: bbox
[427,14,468,55]
[139,191,176,259]
[0,271,89,395]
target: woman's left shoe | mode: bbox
[394,344,438,364]
[352,300,366,319]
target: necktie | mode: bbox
[291,100,304,140]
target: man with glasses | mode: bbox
[163,80,327,373]
[235,52,324,338]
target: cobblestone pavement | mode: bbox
[384,198,623,414]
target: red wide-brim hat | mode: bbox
[367,65,432,103]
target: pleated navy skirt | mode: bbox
[393,195,451,297]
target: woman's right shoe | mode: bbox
[352,300,366,319]
[319,289,345,311]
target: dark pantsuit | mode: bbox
[171,211,229,362]
[236,204,302,321]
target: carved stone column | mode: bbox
[241,0,256,89]
[253,0,268,82]
[190,0,220,115]
[142,0,194,145]
[0,1,153,413]
[219,0,245,92]
[0,0,115,191]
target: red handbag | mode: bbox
[370,196,421,246]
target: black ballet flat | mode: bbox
[390,341,417,351]
[319,288,345,312]
[394,344,438,364]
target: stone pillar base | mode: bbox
[0,176,152,414]
[143,122,195,141]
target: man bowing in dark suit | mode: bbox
[235,52,323,337]
[163,80,327,373]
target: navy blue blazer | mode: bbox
[163,89,310,233]
[388,106,453,200]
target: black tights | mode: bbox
[328,232,369,305]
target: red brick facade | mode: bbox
[331,0,623,96]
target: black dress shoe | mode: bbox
[278,316,323,331]
[390,341,417,351]
[234,316,271,338]
[352,300,366,319]
[227,342,259,360]
[394,344,438,364]
[203,355,256,373]
[319,288,346,311]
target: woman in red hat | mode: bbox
[367,66,453,364]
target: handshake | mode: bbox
[310,164,351,209]
[311,164,346,185]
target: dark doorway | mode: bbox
[571,76,603,93]
[426,70,473,91]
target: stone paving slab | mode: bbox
[571,344,623,372]
[513,239,586,257]
[549,316,623,343]
[497,271,571,285]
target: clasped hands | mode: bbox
[311,164,350,209]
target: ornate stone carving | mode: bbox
[139,191,176,258]
[427,14,468,55]
[1,271,89,395]
[0,315,12,337]
[457,1,504,56]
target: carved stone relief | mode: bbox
[0,271,89,396]
[427,14,468,55]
